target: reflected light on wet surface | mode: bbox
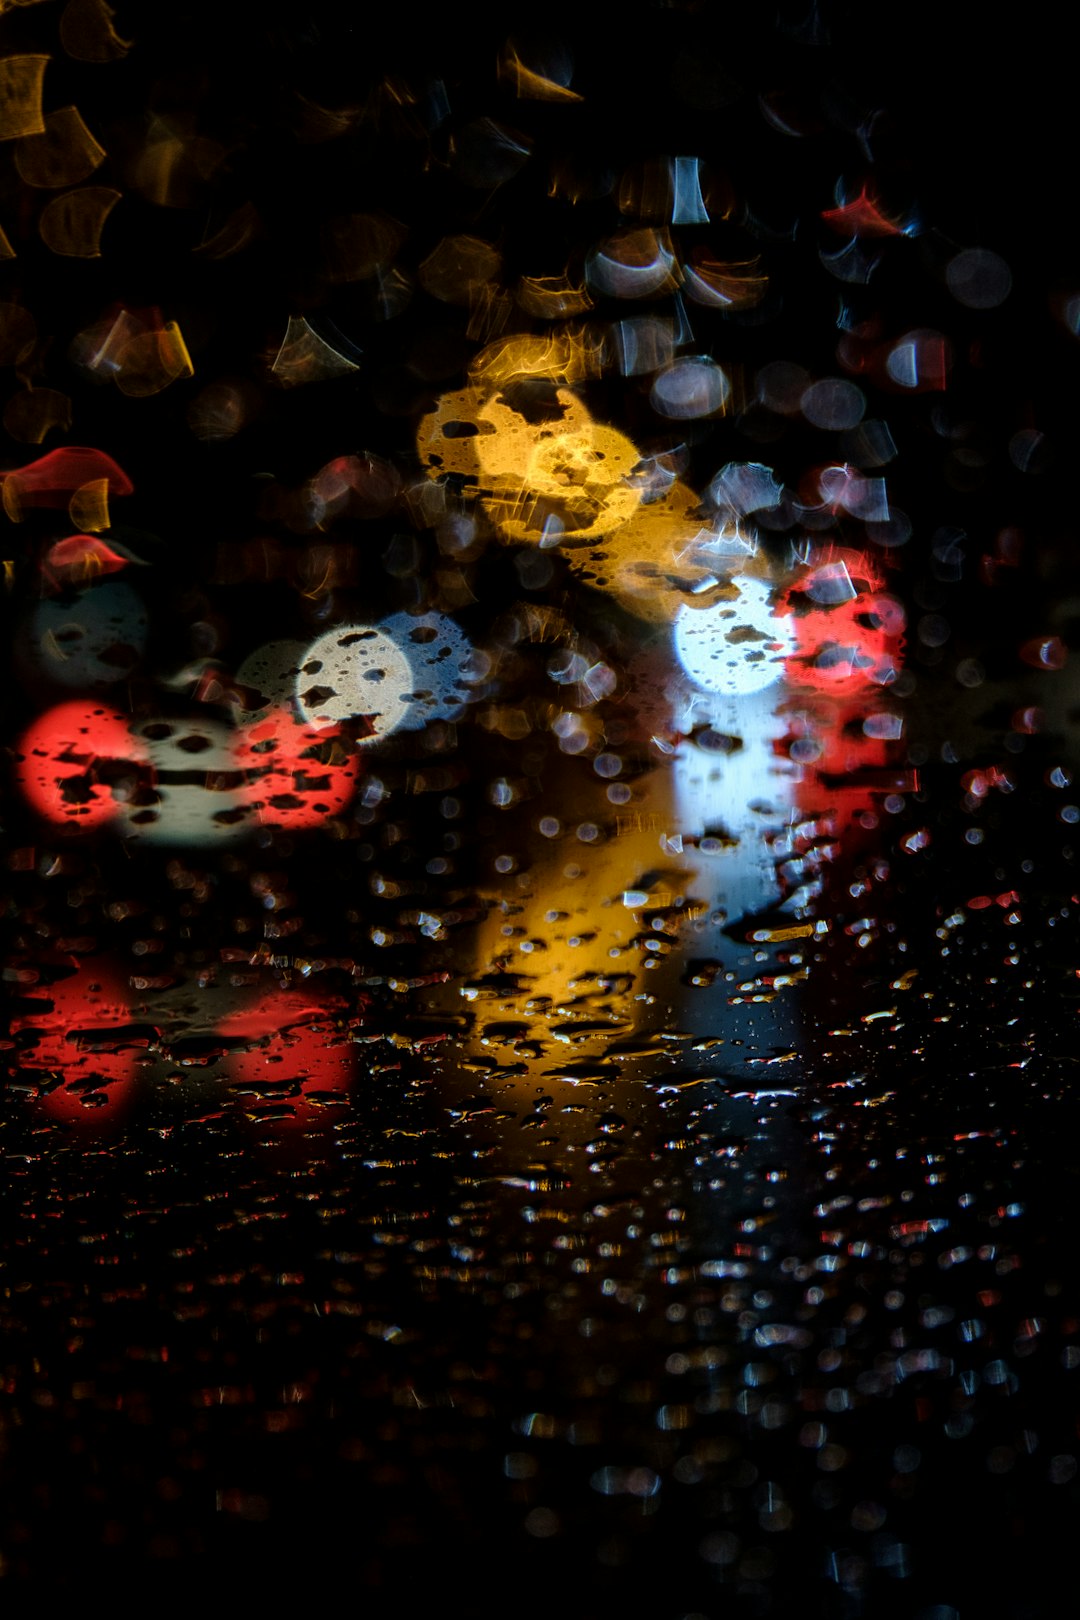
[9,958,139,1124]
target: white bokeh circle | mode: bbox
[673,575,795,696]
[379,611,484,730]
[295,624,414,740]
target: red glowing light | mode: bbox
[43,533,130,588]
[821,185,903,238]
[232,706,360,828]
[775,547,908,851]
[10,960,141,1124]
[2,445,133,508]
[779,550,905,698]
[15,700,148,828]
[220,990,353,1126]
[1019,635,1067,671]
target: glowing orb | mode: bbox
[379,611,483,729]
[673,576,795,696]
[296,624,414,739]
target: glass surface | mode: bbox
[2,6,1078,1611]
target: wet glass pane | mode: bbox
[2,6,1078,1612]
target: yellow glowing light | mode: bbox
[59,0,131,63]
[416,385,497,484]
[271,316,359,388]
[419,234,502,305]
[68,477,110,530]
[113,321,193,396]
[749,923,814,943]
[15,105,106,188]
[516,274,594,320]
[497,41,583,103]
[133,126,225,210]
[417,376,642,544]
[2,388,72,444]
[478,397,643,545]
[682,252,768,310]
[469,330,602,389]
[0,54,48,141]
[464,283,513,345]
[39,185,121,256]
[566,479,721,622]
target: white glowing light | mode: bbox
[585,230,678,299]
[673,576,795,696]
[25,582,148,690]
[671,156,709,225]
[379,610,483,730]
[121,717,245,846]
[235,638,309,720]
[706,461,783,515]
[296,625,413,740]
[650,356,730,420]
